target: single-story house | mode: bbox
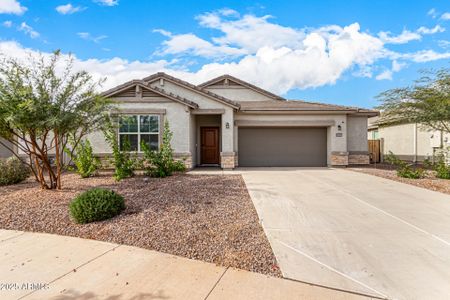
[85,73,377,169]
[368,116,450,163]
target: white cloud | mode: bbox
[56,4,85,15]
[0,0,26,15]
[153,29,172,37]
[392,60,406,72]
[18,22,39,39]
[196,11,305,52]
[376,70,393,80]
[417,25,445,34]
[438,40,450,49]
[217,8,239,17]
[2,20,12,28]
[1,10,450,95]
[428,8,438,18]
[441,12,450,20]
[401,50,450,62]
[77,32,108,43]
[154,31,247,58]
[94,0,118,6]
[378,30,421,44]
[375,60,406,81]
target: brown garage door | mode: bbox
[238,127,327,167]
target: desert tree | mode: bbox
[0,50,110,189]
[376,68,450,135]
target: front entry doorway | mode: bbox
[200,127,220,165]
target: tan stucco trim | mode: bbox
[349,151,369,155]
[112,98,172,104]
[235,120,335,127]
[192,109,226,115]
[103,81,199,109]
[111,108,167,114]
[331,151,349,156]
[238,110,354,115]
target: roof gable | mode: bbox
[198,75,285,101]
[143,72,240,109]
[101,80,199,109]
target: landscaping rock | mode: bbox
[0,172,281,277]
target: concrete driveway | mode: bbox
[240,168,450,300]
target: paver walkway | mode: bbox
[0,230,377,300]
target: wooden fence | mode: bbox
[368,140,380,163]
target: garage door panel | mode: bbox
[238,127,327,167]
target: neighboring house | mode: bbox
[368,116,450,162]
[86,73,377,169]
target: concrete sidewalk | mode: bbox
[0,230,379,300]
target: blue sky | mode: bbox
[0,0,449,108]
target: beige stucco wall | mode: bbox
[148,80,235,154]
[379,123,450,161]
[347,116,368,152]
[88,99,191,154]
[204,86,275,102]
[234,113,348,165]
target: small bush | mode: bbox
[0,157,29,185]
[397,165,425,179]
[385,151,424,179]
[66,140,100,178]
[69,188,125,224]
[111,138,137,181]
[141,120,186,178]
[103,117,137,181]
[433,156,450,179]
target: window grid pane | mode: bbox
[119,116,138,133]
[119,115,160,152]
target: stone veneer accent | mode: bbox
[331,151,349,166]
[220,152,236,169]
[173,153,193,169]
[348,152,370,165]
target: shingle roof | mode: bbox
[239,100,378,115]
[198,74,285,101]
[143,72,240,109]
[103,73,378,115]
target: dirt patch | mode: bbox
[348,164,450,195]
[0,172,281,277]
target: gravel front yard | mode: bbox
[0,172,281,277]
[348,165,450,195]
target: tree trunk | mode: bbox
[54,130,62,190]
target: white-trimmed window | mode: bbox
[119,115,160,151]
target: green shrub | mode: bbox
[103,117,137,181]
[0,157,29,185]
[141,120,186,178]
[433,156,450,179]
[385,151,403,166]
[69,188,125,224]
[66,140,100,178]
[385,151,425,179]
[110,137,136,181]
[397,165,425,179]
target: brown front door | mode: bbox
[201,127,220,165]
